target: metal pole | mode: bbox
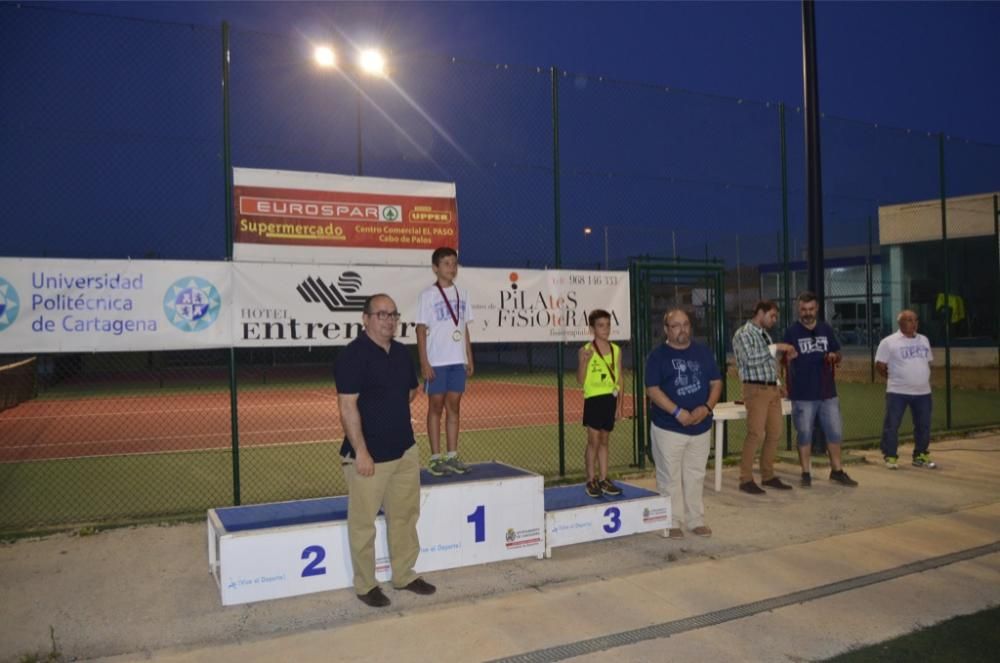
[994,194,999,392]
[866,215,875,383]
[601,226,608,270]
[356,83,364,176]
[801,0,825,317]
[780,103,791,323]
[735,233,743,322]
[552,66,565,476]
[222,22,240,505]
[672,230,679,303]
[938,133,951,428]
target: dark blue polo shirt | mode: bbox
[334,333,418,463]
[644,341,721,435]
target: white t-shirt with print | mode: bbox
[417,283,473,367]
[875,331,933,395]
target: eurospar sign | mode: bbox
[232,168,458,265]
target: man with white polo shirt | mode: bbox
[875,309,937,470]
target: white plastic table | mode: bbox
[711,399,792,492]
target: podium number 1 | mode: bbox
[467,505,486,542]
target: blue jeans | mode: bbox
[880,393,932,458]
[791,398,843,447]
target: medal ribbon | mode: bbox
[435,283,460,327]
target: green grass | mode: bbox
[824,605,1000,662]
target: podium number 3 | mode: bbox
[301,545,327,577]
[467,505,486,542]
[603,506,621,533]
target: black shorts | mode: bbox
[583,394,617,432]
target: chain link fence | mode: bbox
[1,5,997,534]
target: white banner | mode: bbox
[0,258,629,351]
[232,263,630,346]
[0,258,232,352]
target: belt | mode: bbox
[742,380,777,386]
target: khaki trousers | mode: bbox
[739,383,783,483]
[342,444,421,594]
[650,424,711,529]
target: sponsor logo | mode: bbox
[296,271,367,312]
[163,277,221,332]
[642,506,669,524]
[504,526,542,549]
[0,278,20,332]
[408,206,453,224]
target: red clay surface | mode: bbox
[0,381,636,462]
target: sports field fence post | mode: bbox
[222,21,241,504]
[551,65,566,476]
[938,133,952,430]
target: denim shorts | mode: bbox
[425,363,467,395]
[792,397,843,446]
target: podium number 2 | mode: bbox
[301,545,327,577]
[603,506,622,533]
[467,505,486,542]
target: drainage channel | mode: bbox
[489,540,1000,663]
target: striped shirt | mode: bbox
[733,320,778,383]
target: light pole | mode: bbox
[314,45,387,177]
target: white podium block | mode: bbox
[208,462,544,605]
[543,483,670,558]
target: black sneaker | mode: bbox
[600,479,622,496]
[762,477,793,490]
[357,586,391,608]
[800,472,812,487]
[585,480,602,498]
[830,469,859,487]
[739,481,766,495]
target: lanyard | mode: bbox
[435,283,460,326]
[593,342,616,384]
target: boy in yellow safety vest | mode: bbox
[576,309,624,498]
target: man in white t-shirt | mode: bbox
[875,309,937,470]
[416,247,474,476]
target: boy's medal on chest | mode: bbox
[436,283,462,342]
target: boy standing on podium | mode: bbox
[577,309,624,498]
[417,247,474,476]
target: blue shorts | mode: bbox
[425,364,467,395]
[792,397,843,447]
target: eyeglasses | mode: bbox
[369,311,401,321]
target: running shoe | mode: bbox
[829,469,859,487]
[884,455,899,470]
[600,479,622,496]
[444,455,469,474]
[585,480,602,498]
[912,453,938,469]
[427,458,453,477]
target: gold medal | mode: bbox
[452,330,463,342]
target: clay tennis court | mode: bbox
[0,380,636,463]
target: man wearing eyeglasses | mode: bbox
[732,300,798,495]
[334,293,436,608]
[782,292,858,488]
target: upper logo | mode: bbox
[163,277,221,332]
[297,271,368,312]
[0,278,20,332]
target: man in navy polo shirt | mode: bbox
[645,309,722,539]
[782,291,858,488]
[335,293,436,608]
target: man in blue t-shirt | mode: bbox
[645,309,722,539]
[782,292,858,488]
[334,293,437,608]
